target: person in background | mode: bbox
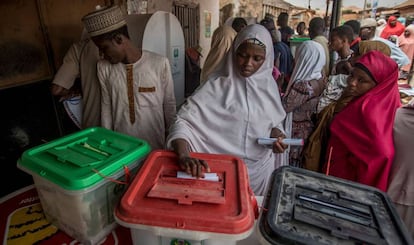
[184,45,202,97]
[387,98,414,239]
[360,18,410,69]
[167,24,288,196]
[231,17,247,33]
[277,12,294,47]
[388,34,399,45]
[323,16,331,37]
[398,16,407,27]
[381,15,406,40]
[295,21,307,36]
[376,18,387,37]
[260,16,278,41]
[343,19,361,53]
[321,51,401,192]
[200,25,236,84]
[51,30,101,129]
[82,5,176,150]
[260,17,294,94]
[334,40,391,92]
[259,17,282,83]
[273,29,294,94]
[282,40,326,168]
[316,25,354,115]
[328,25,354,75]
[261,13,278,42]
[309,17,330,76]
[398,24,414,80]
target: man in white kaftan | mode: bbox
[82,5,176,150]
[97,51,176,150]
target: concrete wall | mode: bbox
[199,1,220,67]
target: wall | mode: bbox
[0,0,107,89]
[199,1,220,67]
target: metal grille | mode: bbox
[173,2,199,48]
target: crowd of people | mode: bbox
[50,5,413,238]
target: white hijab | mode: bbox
[376,18,387,37]
[286,40,325,93]
[283,40,325,140]
[167,24,287,195]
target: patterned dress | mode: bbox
[283,78,325,167]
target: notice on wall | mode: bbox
[204,11,212,38]
[171,46,180,75]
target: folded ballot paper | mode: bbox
[177,171,219,182]
[257,137,304,146]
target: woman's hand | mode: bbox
[270,128,288,153]
[178,156,210,178]
[172,139,210,178]
[272,137,288,153]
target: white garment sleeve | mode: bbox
[52,42,83,89]
[97,61,113,130]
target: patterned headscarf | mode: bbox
[356,50,398,85]
[285,40,325,92]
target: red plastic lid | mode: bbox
[115,150,255,234]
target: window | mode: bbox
[173,1,199,48]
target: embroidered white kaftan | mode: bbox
[97,50,176,150]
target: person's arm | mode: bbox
[51,42,82,100]
[50,84,71,100]
[171,139,210,178]
[96,61,113,130]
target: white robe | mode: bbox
[167,24,287,196]
[97,50,176,150]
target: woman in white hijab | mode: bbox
[283,40,326,168]
[167,24,288,196]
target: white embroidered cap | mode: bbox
[82,5,127,37]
